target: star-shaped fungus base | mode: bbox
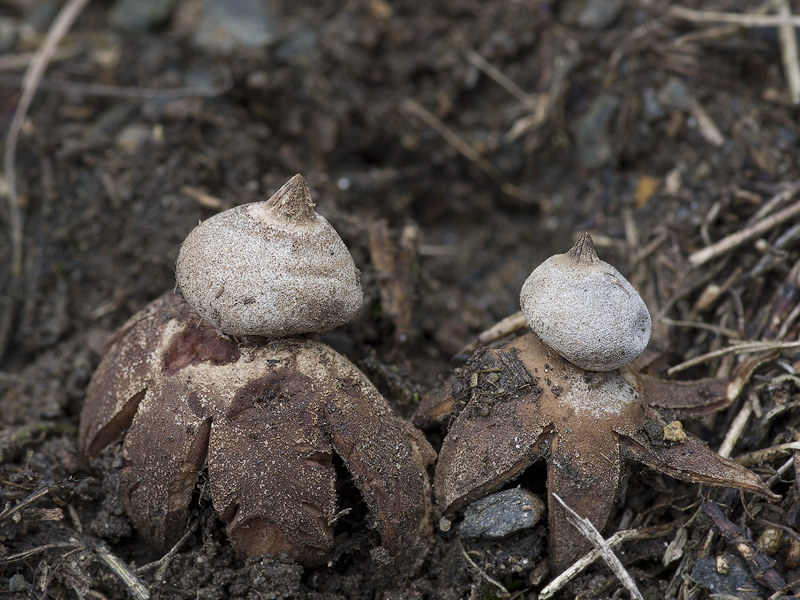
[79,293,435,573]
[422,332,778,572]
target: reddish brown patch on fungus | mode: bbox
[163,324,240,375]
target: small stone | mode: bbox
[191,0,276,53]
[576,0,623,30]
[8,574,26,593]
[663,420,687,443]
[458,488,546,540]
[109,0,178,32]
[574,93,619,169]
[115,123,152,154]
[642,88,665,122]
[657,77,690,112]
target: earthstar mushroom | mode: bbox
[423,233,778,573]
[80,175,435,572]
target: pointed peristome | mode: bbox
[265,174,316,223]
[565,231,599,265]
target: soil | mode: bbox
[2,1,800,599]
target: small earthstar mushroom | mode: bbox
[80,175,435,573]
[422,233,778,573]
[176,174,363,338]
[520,232,651,371]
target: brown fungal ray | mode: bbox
[120,377,213,550]
[434,389,550,516]
[619,410,780,501]
[547,430,622,571]
[79,297,172,458]
[208,369,337,565]
[322,356,437,572]
[80,294,437,570]
[79,293,239,458]
[627,371,731,418]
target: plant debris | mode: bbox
[4,0,800,597]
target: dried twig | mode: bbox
[775,0,800,104]
[135,520,199,583]
[464,49,536,107]
[738,442,800,468]
[400,98,540,205]
[659,317,739,339]
[669,6,800,27]
[539,523,674,600]
[94,541,151,600]
[667,341,800,376]
[767,455,795,488]
[457,539,511,598]
[688,195,800,268]
[703,502,787,593]
[750,182,800,223]
[4,542,83,562]
[687,96,724,147]
[0,0,91,359]
[717,395,756,459]
[180,186,225,210]
[551,493,644,600]
[0,485,52,522]
[0,45,83,72]
[457,311,527,356]
[0,71,233,100]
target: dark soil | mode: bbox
[2,1,800,598]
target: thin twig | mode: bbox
[136,520,199,584]
[0,71,232,100]
[717,395,755,459]
[775,0,800,104]
[464,49,537,107]
[669,5,800,27]
[4,542,83,562]
[766,456,795,488]
[687,96,724,147]
[457,311,527,356]
[457,539,511,598]
[667,341,800,376]
[703,502,787,593]
[0,44,84,72]
[0,485,51,522]
[688,195,800,268]
[0,0,91,359]
[551,493,644,600]
[659,317,739,339]
[738,442,800,467]
[750,182,800,223]
[399,98,540,204]
[539,524,674,600]
[94,542,151,600]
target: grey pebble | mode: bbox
[458,488,546,540]
[575,93,619,169]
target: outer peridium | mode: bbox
[433,333,643,568]
[79,293,435,572]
